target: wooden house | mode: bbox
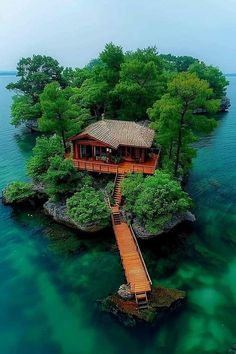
[67,119,159,174]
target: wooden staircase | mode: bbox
[135,292,149,309]
[113,174,124,205]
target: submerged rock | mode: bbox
[132,211,196,240]
[43,200,108,233]
[99,286,186,327]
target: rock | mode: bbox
[25,120,41,132]
[43,200,108,233]
[220,96,231,112]
[117,284,134,300]
[132,211,196,240]
[99,286,186,327]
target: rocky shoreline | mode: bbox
[99,286,186,327]
[132,211,196,240]
[43,199,107,233]
[2,182,196,237]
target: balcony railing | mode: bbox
[67,153,159,175]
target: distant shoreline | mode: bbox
[0,71,17,77]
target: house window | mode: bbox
[80,145,86,158]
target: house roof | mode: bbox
[69,119,155,149]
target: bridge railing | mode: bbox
[130,225,152,286]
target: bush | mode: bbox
[66,187,110,227]
[43,156,93,200]
[122,170,192,234]
[3,182,35,204]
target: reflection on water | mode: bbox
[0,74,236,353]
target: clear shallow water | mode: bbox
[0,74,235,354]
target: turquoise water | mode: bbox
[0,74,236,353]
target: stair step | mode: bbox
[138,305,148,310]
[137,300,148,305]
[135,293,147,299]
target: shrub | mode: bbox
[3,182,35,204]
[122,170,192,234]
[43,156,93,200]
[66,187,110,227]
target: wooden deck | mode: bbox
[67,153,159,175]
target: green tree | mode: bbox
[27,135,64,181]
[122,170,192,234]
[99,42,124,87]
[7,55,64,126]
[39,82,82,149]
[7,55,64,101]
[113,47,165,120]
[10,95,41,126]
[188,61,229,99]
[66,187,110,227]
[148,72,219,176]
[43,156,92,200]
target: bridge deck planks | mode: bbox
[112,216,151,294]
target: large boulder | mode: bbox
[43,200,108,233]
[117,284,134,300]
[132,211,196,240]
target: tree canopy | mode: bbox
[39,82,88,149]
[7,55,64,100]
[148,72,219,176]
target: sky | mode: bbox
[0,0,235,73]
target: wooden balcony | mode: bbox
[66,153,159,175]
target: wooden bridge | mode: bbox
[110,174,152,309]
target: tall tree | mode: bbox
[7,55,64,126]
[148,72,220,176]
[39,82,82,149]
[113,47,165,120]
[7,55,64,101]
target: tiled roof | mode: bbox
[69,119,155,149]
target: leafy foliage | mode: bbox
[43,156,92,200]
[7,55,64,100]
[160,54,199,72]
[66,187,110,227]
[3,182,35,204]
[39,83,85,149]
[113,47,165,120]
[7,55,64,126]
[27,135,64,182]
[148,72,219,176]
[188,61,229,99]
[10,95,41,126]
[122,171,192,233]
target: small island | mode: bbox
[2,44,229,323]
